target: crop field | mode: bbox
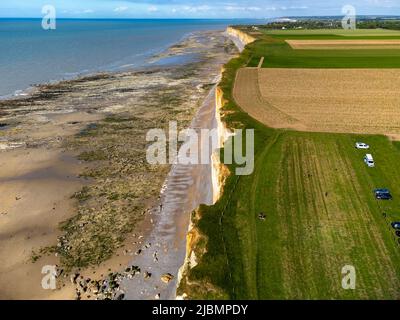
[243,29,400,68]
[233,67,400,136]
[286,39,400,50]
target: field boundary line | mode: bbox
[257,57,264,68]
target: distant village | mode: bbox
[257,16,400,30]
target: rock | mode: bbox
[144,272,152,279]
[161,273,174,284]
[135,249,142,255]
[56,267,64,277]
[75,289,81,300]
[155,293,161,300]
[71,273,80,284]
[115,293,125,300]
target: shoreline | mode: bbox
[0,34,190,102]
[0,22,244,101]
[0,29,238,300]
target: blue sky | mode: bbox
[1,0,399,18]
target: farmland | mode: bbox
[184,131,400,299]
[286,39,400,50]
[243,28,400,68]
[234,68,400,136]
[261,28,400,36]
[179,29,400,300]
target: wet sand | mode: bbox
[0,148,81,299]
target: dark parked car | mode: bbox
[395,230,400,237]
[374,189,393,200]
[391,222,400,230]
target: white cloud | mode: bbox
[289,6,309,10]
[148,5,158,12]
[182,5,211,13]
[113,6,128,12]
[280,5,309,11]
[72,9,94,14]
[248,7,261,12]
[224,6,262,12]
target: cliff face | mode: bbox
[226,26,256,51]
[177,84,232,299]
[211,27,254,202]
[212,26,255,204]
[211,86,233,202]
[177,28,254,299]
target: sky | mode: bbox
[0,0,399,19]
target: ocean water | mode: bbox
[0,18,262,98]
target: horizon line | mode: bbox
[1,14,399,20]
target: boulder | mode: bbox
[161,273,174,284]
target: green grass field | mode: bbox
[184,129,400,299]
[179,29,400,300]
[244,29,400,68]
[229,131,400,299]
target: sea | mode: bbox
[0,18,265,98]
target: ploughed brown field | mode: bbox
[286,39,400,50]
[233,68,400,137]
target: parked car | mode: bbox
[395,230,400,237]
[355,142,370,149]
[374,189,393,200]
[391,222,400,230]
[364,154,375,167]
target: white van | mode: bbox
[364,154,375,167]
